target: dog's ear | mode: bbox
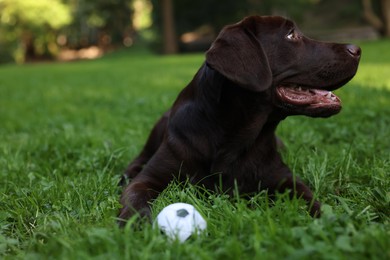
[206,19,272,92]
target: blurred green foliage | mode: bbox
[0,0,132,64]
[0,0,72,63]
[63,0,132,49]
[0,0,378,63]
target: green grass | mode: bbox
[1,40,389,259]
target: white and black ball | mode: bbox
[155,203,207,242]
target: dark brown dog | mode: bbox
[118,16,361,225]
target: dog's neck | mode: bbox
[197,62,279,122]
[190,63,280,147]
[169,63,282,163]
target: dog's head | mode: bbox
[206,16,361,118]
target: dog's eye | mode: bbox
[286,29,300,41]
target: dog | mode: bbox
[118,16,361,225]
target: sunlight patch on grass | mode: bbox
[354,63,390,90]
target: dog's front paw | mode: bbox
[117,205,151,227]
[309,200,321,218]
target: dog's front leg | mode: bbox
[263,165,321,217]
[118,144,178,227]
[283,174,321,217]
[119,111,170,186]
[118,176,158,226]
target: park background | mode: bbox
[0,0,390,63]
[0,0,389,259]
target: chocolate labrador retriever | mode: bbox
[118,16,361,225]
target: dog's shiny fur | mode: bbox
[118,16,361,226]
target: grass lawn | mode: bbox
[1,40,389,259]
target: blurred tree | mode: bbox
[151,0,317,54]
[0,0,134,63]
[133,0,153,31]
[63,0,133,50]
[161,0,178,54]
[362,0,390,36]
[0,0,72,63]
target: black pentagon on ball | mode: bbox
[176,208,189,218]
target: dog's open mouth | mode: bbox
[275,85,342,117]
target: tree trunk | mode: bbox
[381,0,390,36]
[362,0,383,31]
[161,0,178,54]
[362,0,390,36]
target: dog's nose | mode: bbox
[346,44,361,58]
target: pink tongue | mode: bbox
[276,86,340,106]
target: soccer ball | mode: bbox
[155,203,207,242]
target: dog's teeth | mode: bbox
[326,92,332,99]
[298,87,302,91]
